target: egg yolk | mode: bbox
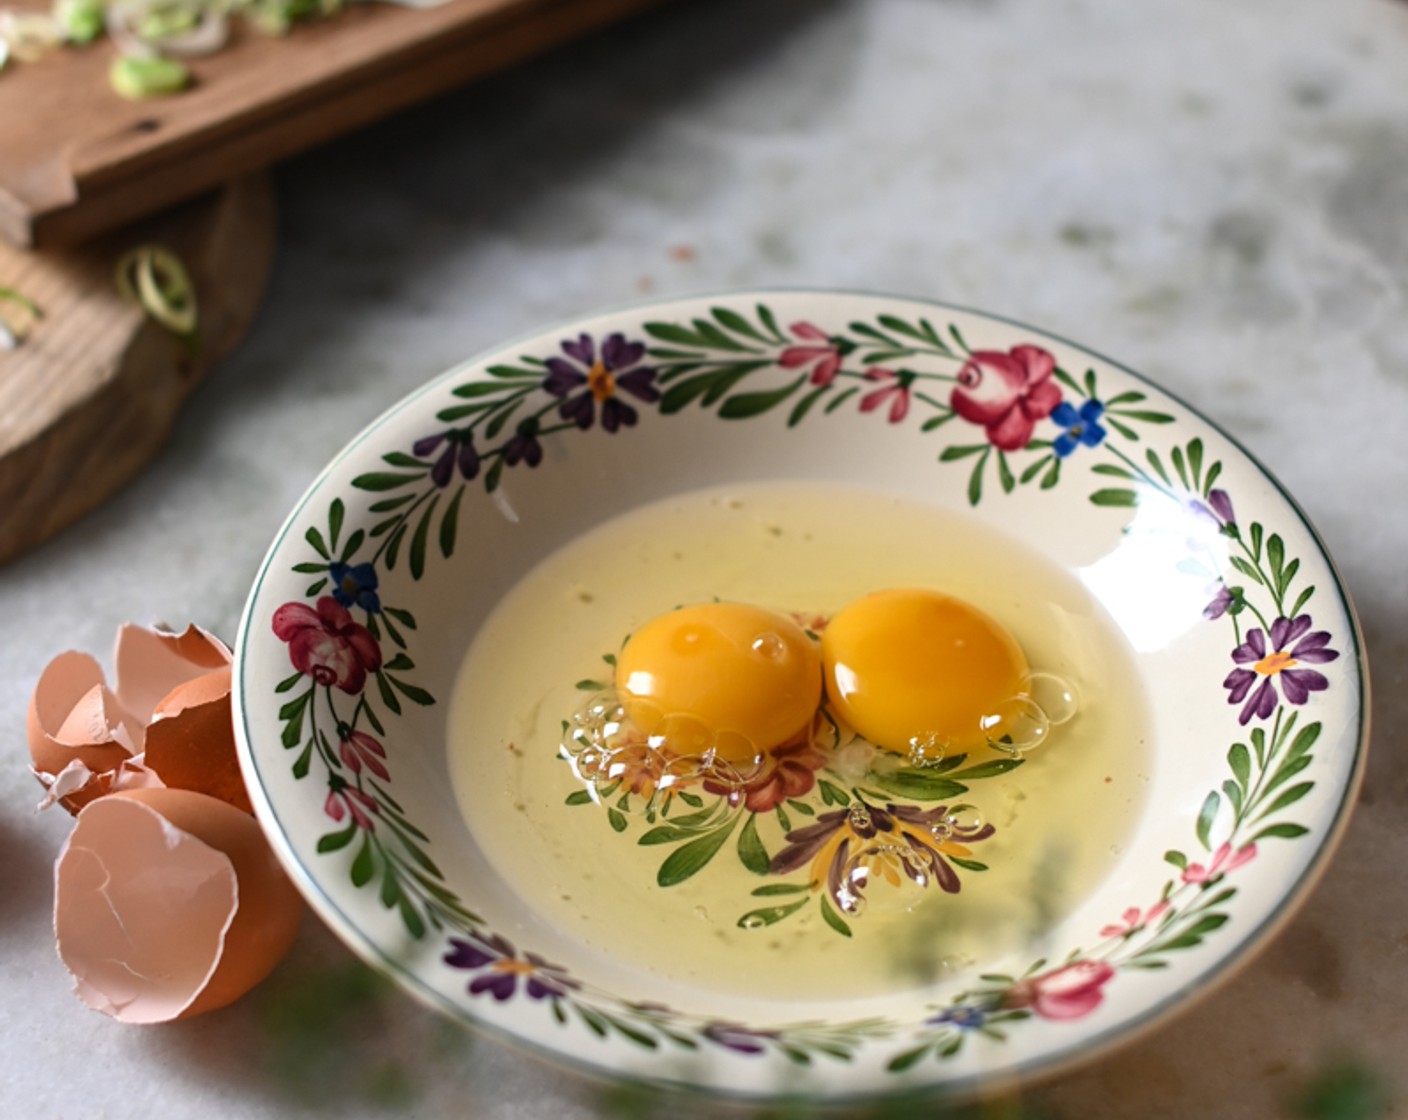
[615,603,822,762]
[821,588,1029,755]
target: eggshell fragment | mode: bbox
[143,666,252,814]
[29,624,236,813]
[55,788,303,1023]
[28,652,139,811]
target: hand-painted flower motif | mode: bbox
[779,321,843,387]
[415,431,481,486]
[705,737,830,813]
[328,561,381,613]
[1203,583,1236,621]
[543,333,660,433]
[859,367,914,423]
[338,729,389,781]
[950,345,1062,451]
[502,417,544,467]
[1223,614,1338,724]
[769,801,993,914]
[272,596,383,694]
[1099,901,1170,939]
[701,1020,779,1055]
[1003,960,1115,1022]
[325,780,379,829]
[443,931,579,1002]
[927,1004,988,1031]
[1181,841,1257,885]
[1051,398,1107,457]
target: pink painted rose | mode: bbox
[272,596,382,694]
[707,738,830,813]
[950,344,1063,450]
[1005,960,1116,1021]
[1100,901,1170,939]
[779,321,843,387]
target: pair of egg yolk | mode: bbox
[614,589,1029,762]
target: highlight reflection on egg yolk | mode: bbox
[616,603,822,762]
[821,588,1029,755]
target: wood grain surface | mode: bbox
[0,175,276,565]
[0,0,667,247]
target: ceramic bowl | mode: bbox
[234,290,1367,1102]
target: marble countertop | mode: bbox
[4,0,1407,1116]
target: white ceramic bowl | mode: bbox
[234,291,1367,1102]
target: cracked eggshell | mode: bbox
[28,652,140,811]
[29,624,234,813]
[55,788,304,1023]
[143,665,252,814]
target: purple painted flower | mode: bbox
[1223,614,1338,724]
[701,1020,778,1055]
[415,431,480,486]
[768,801,994,914]
[1051,398,1107,457]
[543,332,660,432]
[928,1004,987,1030]
[443,931,579,1002]
[502,418,544,467]
[1203,584,1235,621]
[329,561,381,612]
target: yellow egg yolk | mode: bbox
[615,603,822,763]
[820,588,1029,755]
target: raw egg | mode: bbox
[821,587,1030,755]
[615,603,822,762]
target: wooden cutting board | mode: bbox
[0,0,669,248]
[0,175,276,565]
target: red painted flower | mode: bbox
[707,738,830,813]
[859,367,912,423]
[325,782,379,830]
[779,321,843,386]
[1181,841,1256,885]
[272,596,382,694]
[339,729,390,781]
[950,344,1062,450]
[1005,960,1116,1021]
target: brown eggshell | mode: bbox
[28,651,139,811]
[55,788,304,1023]
[113,623,231,733]
[142,666,252,814]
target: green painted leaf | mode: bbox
[819,896,852,938]
[451,380,515,399]
[1286,721,1321,762]
[376,670,402,715]
[1196,790,1221,849]
[389,675,435,706]
[1090,463,1136,479]
[398,897,427,939]
[788,384,829,427]
[886,1044,934,1073]
[720,374,806,419]
[1164,849,1188,870]
[711,306,767,343]
[608,809,629,833]
[736,898,809,928]
[1114,409,1174,424]
[353,471,424,492]
[950,758,1024,781]
[317,823,358,853]
[657,819,737,887]
[867,768,966,801]
[379,866,400,908]
[939,444,986,461]
[1251,822,1310,842]
[1089,488,1139,507]
[818,779,850,806]
[737,814,770,874]
[948,857,988,872]
[1171,445,1189,489]
[409,493,439,580]
[997,450,1015,494]
[305,526,329,559]
[1257,780,1314,818]
[275,671,303,693]
[967,454,986,507]
[751,883,809,897]
[384,606,417,630]
[1264,752,1313,796]
[291,741,314,778]
[350,836,376,887]
[564,789,594,807]
[278,691,310,723]
[340,528,365,561]
[1228,742,1252,790]
[824,386,858,413]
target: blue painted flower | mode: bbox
[927,1004,987,1030]
[543,333,660,433]
[444,931,578,1002]
[328,561,380,612]
[1051,399,1107,457]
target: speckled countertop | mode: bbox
[4,1,1407,1116]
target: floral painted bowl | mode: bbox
[234,291,1367,1102]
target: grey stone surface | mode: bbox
[3,0,1407,1115]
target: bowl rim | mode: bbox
[233,286,1371,1104]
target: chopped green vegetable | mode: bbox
[53,0,105,43]
[114,245,198,337]
[110,54,191,98]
